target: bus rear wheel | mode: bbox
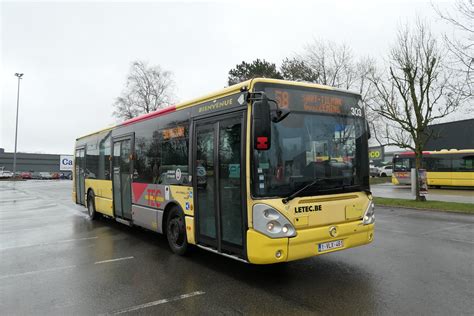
[166,206,188,255]
[87,191,98,220]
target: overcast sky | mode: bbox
[0,0,464,154]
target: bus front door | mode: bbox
[75,147,86,205]
[194,113,246,257]
[112,137,133,220]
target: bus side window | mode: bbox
[424,158,434,171]
[86,138,99,179]
[98,131,111,180]
[428,157,451,171]
[453,155,474,172]
[159,124,189,185]
[466,156,474,171]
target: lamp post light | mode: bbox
[13,73,24,179]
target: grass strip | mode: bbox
[374,197,474,214]
[369,177,392,185]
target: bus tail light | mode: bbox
[362,201,375,225]
[253,204,296,238]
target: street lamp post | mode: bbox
[13,73,24,179]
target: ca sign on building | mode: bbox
[60,155,74,171]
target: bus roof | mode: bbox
[76,126,114,140]
[397,151,432,156]
[397,149,474,156]
[77,78,361,140]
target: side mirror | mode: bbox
[252,96,271,151]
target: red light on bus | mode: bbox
[256,136,269,150]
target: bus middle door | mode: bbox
[193,112,246,258]
[112,136,133,220]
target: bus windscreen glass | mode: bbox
[253,84,368,198]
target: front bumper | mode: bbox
[247,221,375,264]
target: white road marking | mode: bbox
[0,265,76,280]
[106,291,206,315]
[0,236,98,251]
[95,256,134,265]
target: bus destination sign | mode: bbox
[259,84,363,117]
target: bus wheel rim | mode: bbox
[169,217,183,246]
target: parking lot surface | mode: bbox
[372,182,474,203]
[1,181,473,315]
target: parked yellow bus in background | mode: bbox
[392,150,474,187]
[73,78,375,264]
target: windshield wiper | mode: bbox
[282,176,349,204]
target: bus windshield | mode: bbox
[393,157,413,171]
[254,111,367,198]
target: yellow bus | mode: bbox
[392,150,474,187]
[73,78,375,264]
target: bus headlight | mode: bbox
[253,204,296,238]
[362,201,375,225]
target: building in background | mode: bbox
[0,148,73,176]
[369,119,474,165]
[424,119,474,151]
[368,146,385,166]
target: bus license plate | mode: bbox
[318,240,343,252]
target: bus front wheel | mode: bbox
[166,206,188,255]
[87,191,98,220]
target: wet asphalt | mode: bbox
[0,181,473,315]
[372,182,474,203]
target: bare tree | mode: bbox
[297,41,379,112]
[354,56,387,147]
[113,60,175,120]
[433,0,473,99]
[295,41,382,145]
[367,21,462,201]
[300,39,357,89]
